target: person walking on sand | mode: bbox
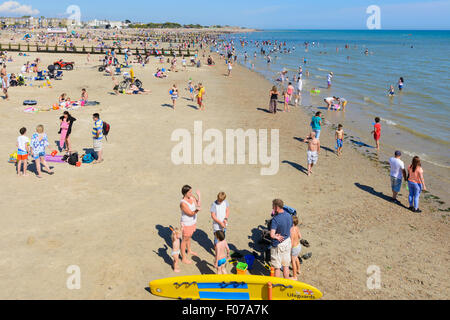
[269,86,279,114]
[92,113,104,164]
[287,82,294,106]
[305,132,321,176]
[335,124,344,156]
[372,117,381,151]
[227,61,233,77]
[180,185,202,264]
[310,111,323,139]
[270,199,293,279]
[389,151,407,204]
[196,83,206,111]
[407,156,427,213]
[169,84,178,110]
[31,125,54,178]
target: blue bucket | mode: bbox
[245,255,255,270]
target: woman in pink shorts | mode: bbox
[180,185,202,264]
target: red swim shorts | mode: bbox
[17,154,28,161]
[197,97,203,105]
[182,224,197,238]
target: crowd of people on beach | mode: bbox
[6,29,430,284]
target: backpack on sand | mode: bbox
[82,153,94,164]
[67,153,79,166]
[102,122,110,141]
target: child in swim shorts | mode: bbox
[290,216,302,280]
[188,80,194,101]
[215,230,230,275]
[171,228,181,273]
[335,124,344,156]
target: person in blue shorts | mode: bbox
[215,230,230,275]
[335,124,344,156]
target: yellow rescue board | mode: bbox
[149,274,323,300]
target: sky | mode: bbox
[0,0,449,29]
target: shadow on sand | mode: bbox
[355,183,407,208]
[282,160,308,175]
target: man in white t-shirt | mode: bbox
[389,151,407,203]
[210,192,230,246]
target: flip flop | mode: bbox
[300,240,310,248]
[302,253,312,260]
[297,257,303,265]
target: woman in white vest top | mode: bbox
[180,185,201,264]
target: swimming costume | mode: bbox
[291,244,302,257]
[172,250,180,257]
[337,139,343,149]
[218,258,227,267]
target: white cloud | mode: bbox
[0,1,39,16]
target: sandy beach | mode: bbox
[0,43,449,300]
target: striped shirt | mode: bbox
[92,119,103,140]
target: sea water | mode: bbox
[218,30,450,201]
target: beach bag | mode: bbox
[82,153,94,164]
[67,153,79,166]
[102,122,110,141]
